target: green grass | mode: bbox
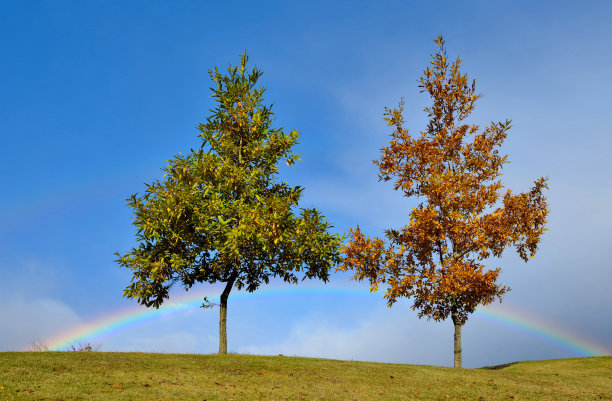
[0,352,610,400]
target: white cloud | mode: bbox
[1,259,65,298]
[301,177,415,231]
[0,298,82,351]
[235,295,612,369]
[0,258,83,351]
[106,330,206,354]
[237,305,451,366]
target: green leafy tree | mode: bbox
[116,52,342,354]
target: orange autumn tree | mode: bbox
[339,36,549,368]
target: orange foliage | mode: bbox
[339,36,549,325]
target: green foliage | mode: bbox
[116,51,342,308]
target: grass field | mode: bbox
[0,352,610,400]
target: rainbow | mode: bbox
[45,284,376,351]
[473,305,610,357]
[45,286,611,357]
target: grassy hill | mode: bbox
[0,352,610,400]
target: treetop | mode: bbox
[117,51,342,308]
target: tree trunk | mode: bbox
[452,312,462,368]
[219,272,237,355]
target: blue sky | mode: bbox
[1,1,611,368]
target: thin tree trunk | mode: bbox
[452,312,462,368]
[219,272,237,355]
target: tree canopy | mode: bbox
[339,36,549,368]
[116,51,343,353]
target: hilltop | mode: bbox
[0,352,610,400]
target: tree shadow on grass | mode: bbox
[480,362,518,370]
